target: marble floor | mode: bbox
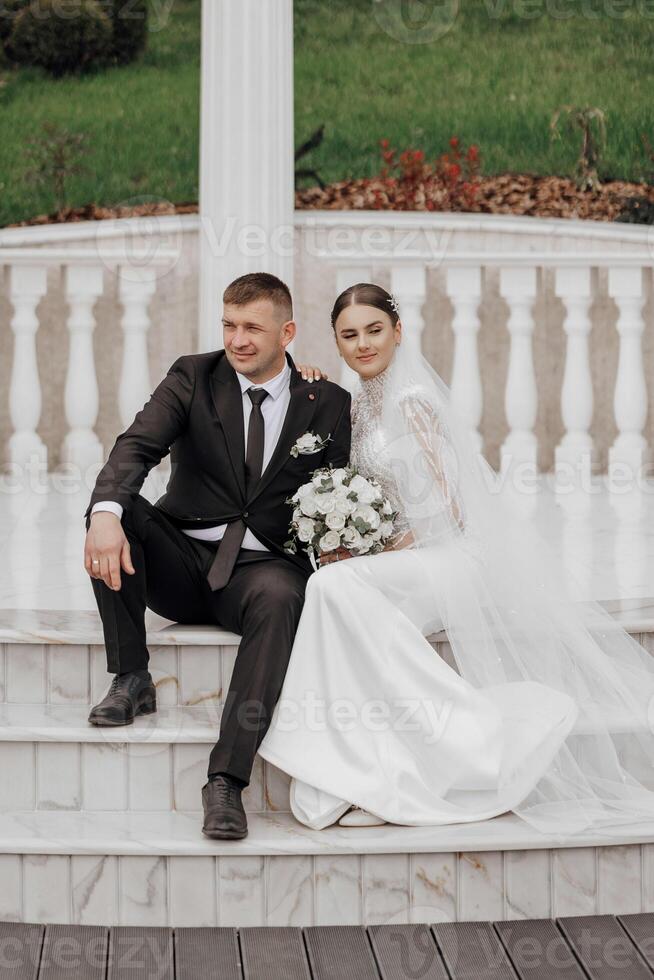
[1,472,653,619]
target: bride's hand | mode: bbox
[296,364,328,382]
[318,547,352,566]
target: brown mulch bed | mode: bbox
[295,172,654,222]
[4,173,654,228]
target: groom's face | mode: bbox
[222,299,295,381]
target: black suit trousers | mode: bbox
[86,494,311,785]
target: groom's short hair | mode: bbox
[223,272,293,326]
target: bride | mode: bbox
[258,282,654,835]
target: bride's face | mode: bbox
[333,303,401,379]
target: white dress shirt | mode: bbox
[90,358,293,552]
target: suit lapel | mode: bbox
[248,351,320,503]
[209,352,246,498]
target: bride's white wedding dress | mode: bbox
[258,345,654,834]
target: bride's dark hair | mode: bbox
[330,282,400,331]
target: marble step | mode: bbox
[0,809,654,927]
[0,704,290,814]
[2,606,653,708]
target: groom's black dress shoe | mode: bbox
[87,669,157,726]
[201,774,248,840]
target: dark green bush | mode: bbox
[0,0,29,45]
[103,0,148,66]
[6,0,113,76]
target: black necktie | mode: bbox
[244,387,270,491]
[207,387,270,591]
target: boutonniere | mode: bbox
[290,431,332,457]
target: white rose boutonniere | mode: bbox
[290,431,332,458]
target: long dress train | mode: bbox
[258,542,579,829]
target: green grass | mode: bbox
[1,0,653,226]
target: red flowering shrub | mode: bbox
[371,135,481,211]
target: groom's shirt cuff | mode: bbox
[90,501,124,520]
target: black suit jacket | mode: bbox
[84,349,352,574]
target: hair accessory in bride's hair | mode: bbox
[387,293,400,317]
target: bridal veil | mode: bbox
[378,337,654,835]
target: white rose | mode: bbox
[380,520,395,537]
[325,510,346,531]
[352,505,379,529]
[312,470,329,488]
[296,433,318,452]
[342,526,363,550]
[315,492,336,515]
[297,517,316,542]
[319,530,341,552]
[354,483,377,504]
[297,482,314,499]
[331,468,348,486]
[334,495,356,516]
[300,494,320,517]
[349,474,370,494]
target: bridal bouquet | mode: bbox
[284,465,399,570]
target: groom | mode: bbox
[83,272,352,839]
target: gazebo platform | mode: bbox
[1,481,654,928]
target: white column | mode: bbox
[61,265,104,471]
[336,265,372,391]
[446,266,483,455]
[390,265,427,357]
[499,266,538,476]
[554,266,595,485]
[118,268,157,428]
[7,265,48,471]
[607,267,651,484]
[197,0,295,353]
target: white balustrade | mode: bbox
[498,266,539,476]
[117,268,157,428]
[7,265,48,472]
[1,231,653,492]
[61,265,104,471]
[607,267,651,483]
[390,266,427,358]
[554,266,595,485]
[1,247,177,489]
[446,266,483,455]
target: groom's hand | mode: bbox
[84,512,135,591]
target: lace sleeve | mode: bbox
[400,394,466,535]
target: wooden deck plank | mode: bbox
[108,927,174,980]
[240,927,310,980]
[0,922,43,980]
[174,927,241,979]
[37,925,107,980]
[558,914,653,980]
[368,923,448,980]
[494,918,586,979]
[617,914,654,972]
[433,922,518,979]
[304,926,380,980]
